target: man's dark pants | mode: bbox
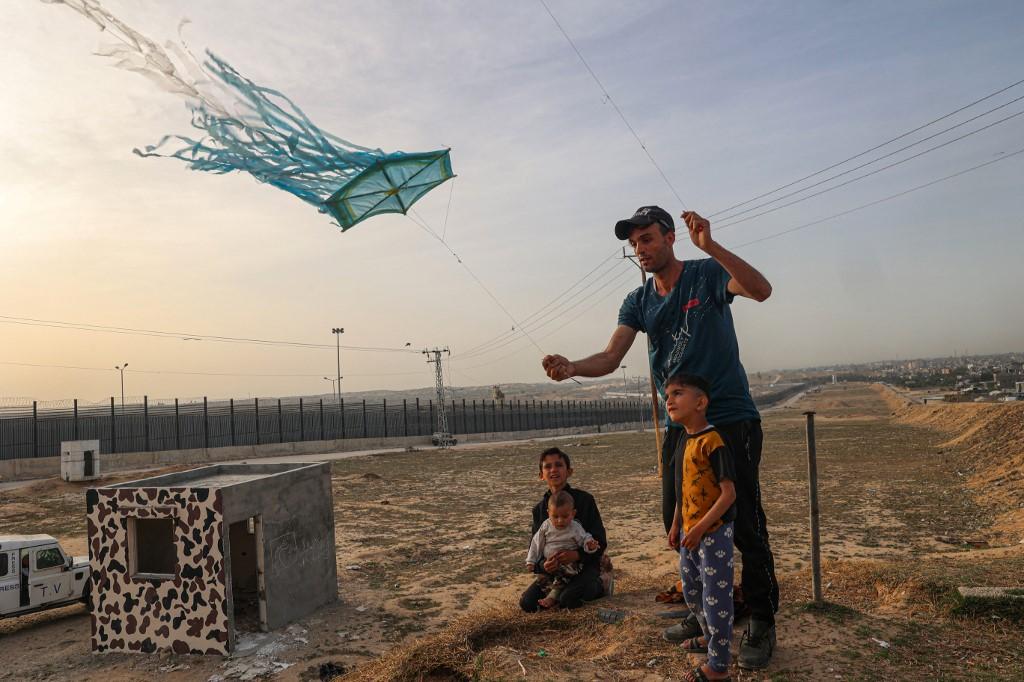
[519,565,603,612]
[661,419,779,624]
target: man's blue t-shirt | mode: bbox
[617,258,759,426]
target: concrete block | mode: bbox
[956,586,1024,620]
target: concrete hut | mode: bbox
[86,462,336,655]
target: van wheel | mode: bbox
[82,583,92,610]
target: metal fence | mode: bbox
[0,396,654,460]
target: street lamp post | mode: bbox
[115,363,128,412]
[331,327,344,403]
[322,376,336,397]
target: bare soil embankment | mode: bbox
[889,393,1024,543]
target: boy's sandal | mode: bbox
[681,636,708,653]
[681,666,730,682]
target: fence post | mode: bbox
[110,397,117,453]
[493,400,497,432]
[361,400,367,438]
[319,399,325,440]
[277,399,283,443]
[403,399,408,437]
[415,398,421,436]
[230,399,236,446]
[299,398,305,441]
[383,399,388,438]
[143,396,149,451]
[340,398,346,439]
[255,397,261,445]
[32,401,38,458]
[472,400,477,433]
[452,400,457,434]
[804,411,823,603]
[429,400,434,434]
[174,398,180,449]
[73,398,79,440]
[203,397,209,449]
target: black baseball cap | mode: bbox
[614,205,675,240]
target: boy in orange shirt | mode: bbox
[666,373,738,682]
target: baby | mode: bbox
[526,490,600,608]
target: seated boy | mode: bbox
[519,446,609,612]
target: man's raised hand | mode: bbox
[542,354,576,382]
[682,211,713,252]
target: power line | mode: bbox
[716,108,1024,230]
[454,259,635,361]
[710,76,1024,218]
[727,146,1024,250]
[405,211,552,358]
[715,96,1024,226]
[460,264,640,371]
[0,314,417,353]
[453,249,625,358]
[0,359,431,379]
[453,249,621,357]
[538,0,687,209]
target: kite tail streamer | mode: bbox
[44,0,406,214]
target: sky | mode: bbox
[2,0,1023,402]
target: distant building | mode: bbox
[995,362,1023,389]
[491,385,505,401]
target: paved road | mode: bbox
[0,427,641,492]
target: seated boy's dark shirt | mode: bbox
[530,484,607,572]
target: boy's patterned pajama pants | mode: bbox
[679,521,736,674]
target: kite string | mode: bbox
[441,178,455,242]
[538,0,688,211]
[406,211,542,352]
[406,210,583,384]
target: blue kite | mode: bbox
[46,0,455,231]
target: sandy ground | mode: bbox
[2,383,1023,681]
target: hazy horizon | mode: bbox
[3,1,1023,401]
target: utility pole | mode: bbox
[423,347,455,447]
[331,327,344,403]
[622,248,663,471]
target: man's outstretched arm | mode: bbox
[541,325,637,381]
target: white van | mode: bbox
[0,535,90,619]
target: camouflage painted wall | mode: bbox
[85,487,230,655]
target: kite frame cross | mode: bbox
[323,149,455,230]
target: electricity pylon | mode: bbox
[422,347,456,448]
